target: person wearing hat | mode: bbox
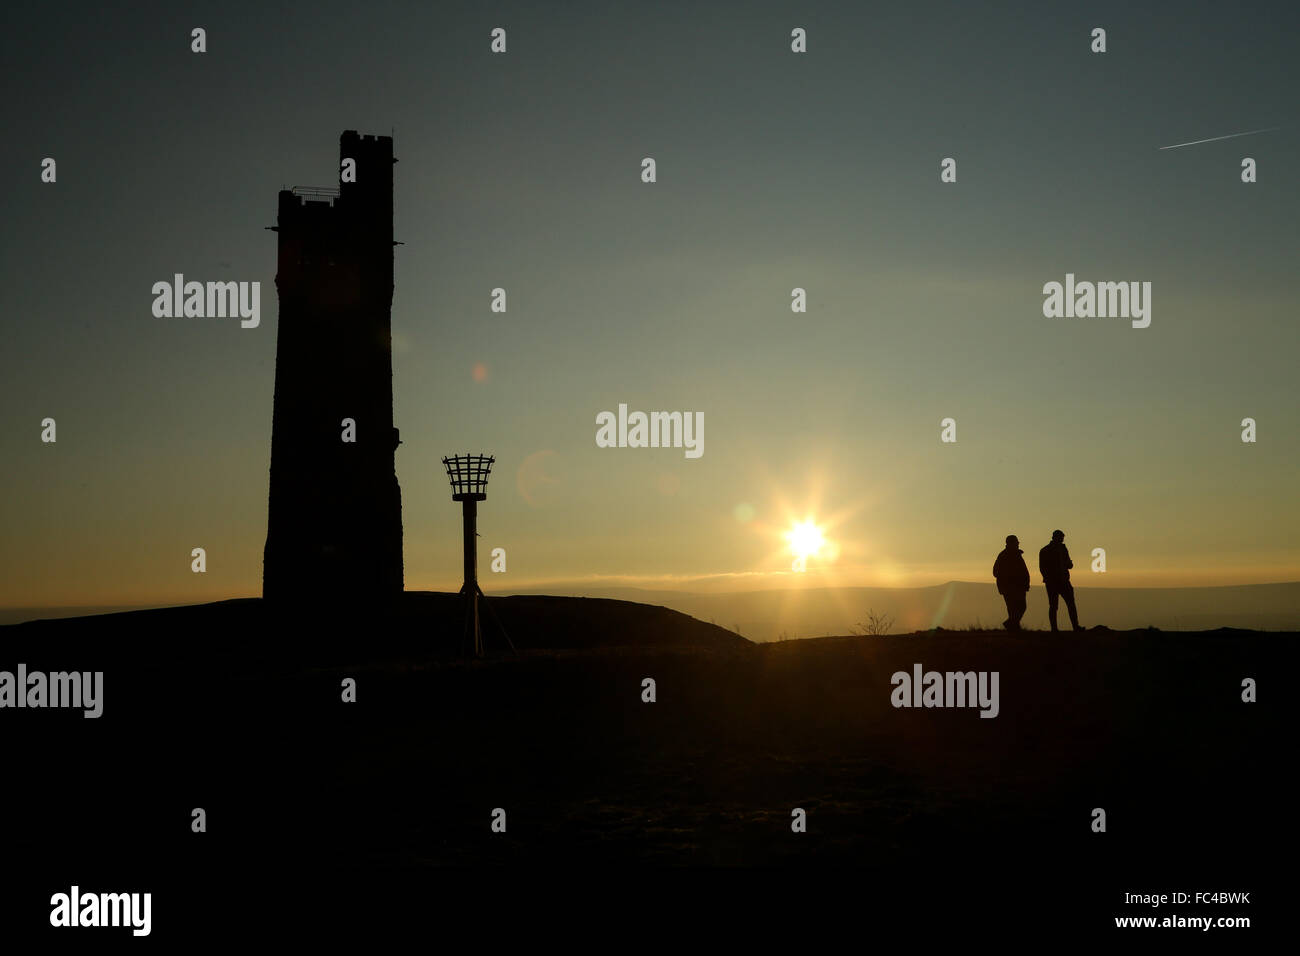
[1039,529,1084,632]
[992,534,1031,631]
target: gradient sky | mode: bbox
[2,1,1298,608]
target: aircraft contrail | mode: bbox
[1159,127,1281,150]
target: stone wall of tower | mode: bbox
[263,131,404,600]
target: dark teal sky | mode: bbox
[2,1,1297,606]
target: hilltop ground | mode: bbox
[3,594,1291,935]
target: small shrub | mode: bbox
[855,609,894,636]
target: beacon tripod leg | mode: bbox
[476,585,516,654]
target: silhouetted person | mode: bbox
[1039,529,1083,632]
[992,534,1030,631]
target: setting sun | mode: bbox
[786,520,826,570]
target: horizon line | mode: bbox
[6,577,1300,613]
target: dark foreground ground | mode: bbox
[2,594,1292,941]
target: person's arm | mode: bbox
[1064,546,1073,570]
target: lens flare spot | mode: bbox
[516,450,560,507]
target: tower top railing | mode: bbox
[291,185,341,202]
[442,454,494,500]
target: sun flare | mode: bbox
[755,474,860,578]
[785,520,826,562]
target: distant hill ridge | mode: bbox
[1,592,751,656]
[5,582,1298,639]
[505,581,1300,640]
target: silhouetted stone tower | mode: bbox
[263,131,403,600]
